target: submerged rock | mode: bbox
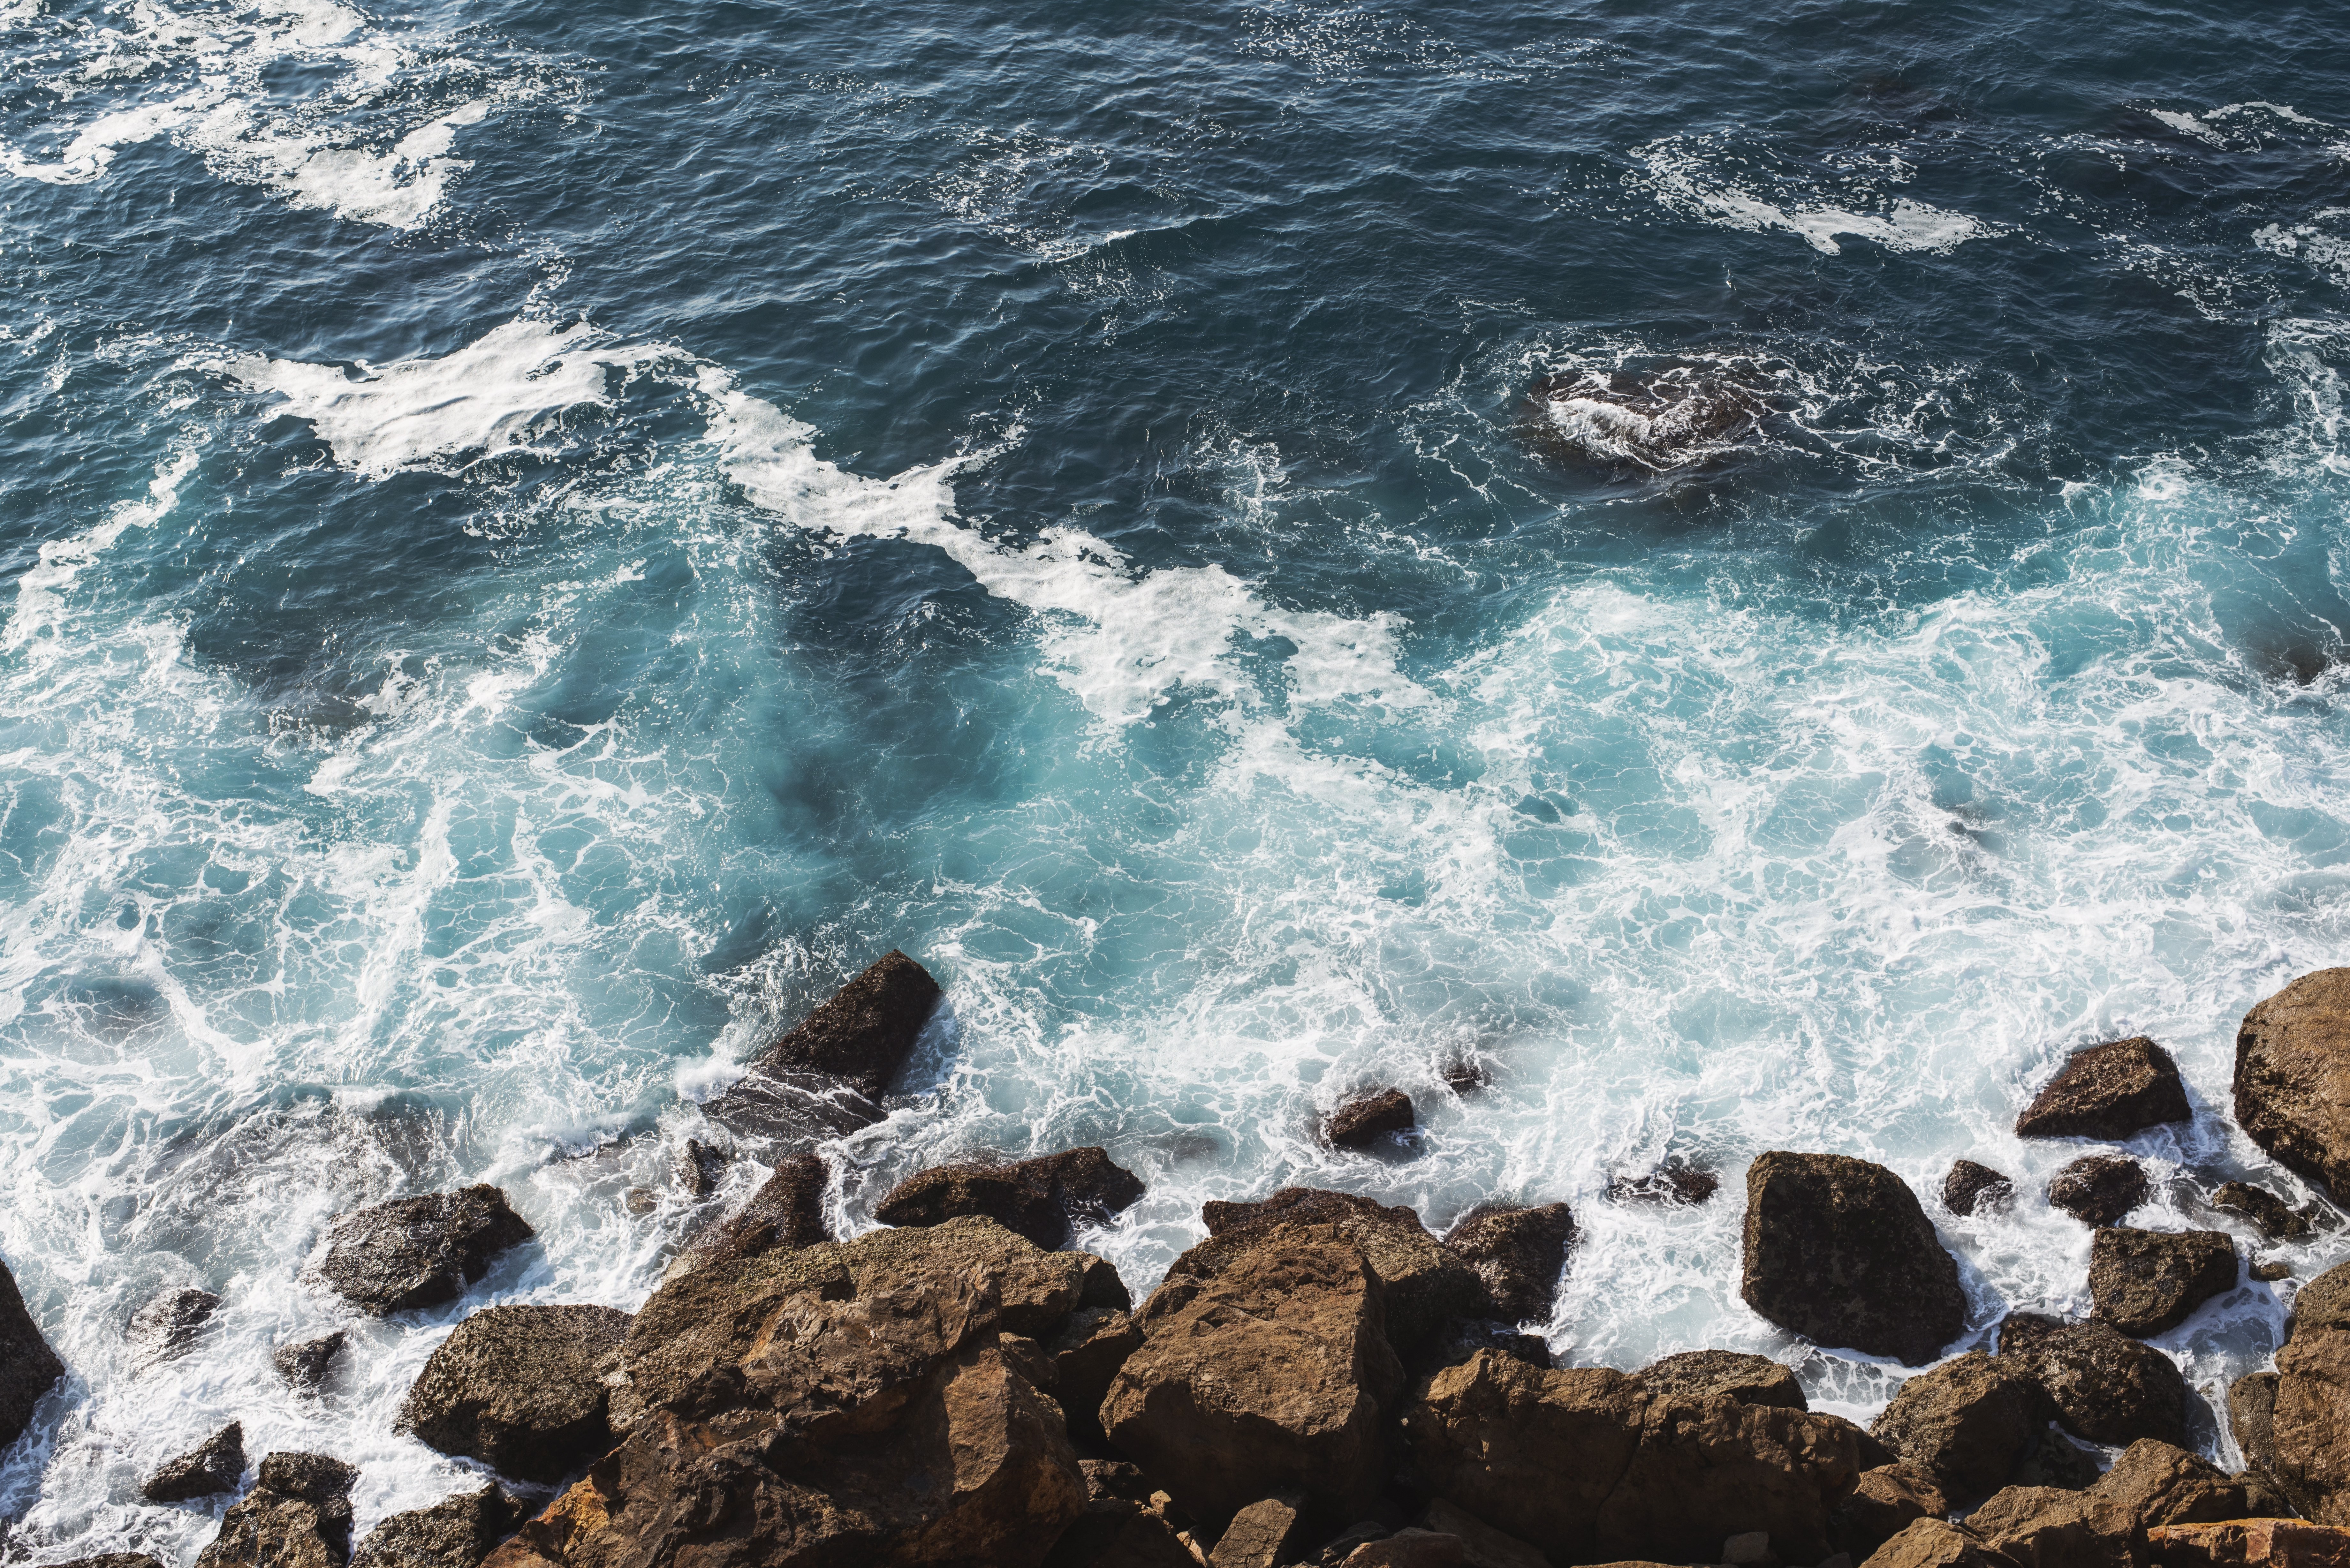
[875,1146,1145,1250]
[2015,1037,2192,1142]
[1869,1352,2049,1509]
[319,1186,533,1315]
[1996,1313,2187,1447]
[703,950,942,1138]
[127,1286,220,1363]
[1326,1089,1415,1148]
[2049,1155,2151,1228]
[1525,364,1773,475]
[0,1254,64,1450]
[400,1304,631,1483]
[1444,1202,1574,1323]
[1740,1152,1966,1364]
[676,1139,729,1200]
[1944,1161,2015,1217]
[144,1421,246,1503]
[351,1485,524,1568]
[2212,1180,2314,1240]
[276,1331,347,1393]
[197,1452,358,1568]
[1185,1188,1484,1351]
[1604,1160,1720,1206]
[2088,1228,2236,1336]
[1633,1349,1806,1411]
[2235,969,2350,1198]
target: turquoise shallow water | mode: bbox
[4,0,2350,1552]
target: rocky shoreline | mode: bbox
[11,960,2350,1568]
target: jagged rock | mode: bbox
[1997,1313,2188,1446]
[1339,1531,1463,1567]
[1077,1253,1132,1310]
[2017,1037,2192,1142]
[1104,1225,1402,1522]
[1965,1487,2127,1568]
[2088,1228,2237,1336]
[1849,1518,2019,1568]
[2146,1520,2350,1568]
[1829,1465,1950,1560]
[1040,1460,1194,1568]
[1444,1203,1575,1323]
[144,1421,246,1502]
[1182,1188,1484,1351]
[1740,1152,1966,1364]
[1416,1501,1547,1568]
[128,1286,220,1362]
[685,1150,831,1268]
[0,1254,64,1449]
[1210,1495,1307,1568]
[1870,1353,2049,1508]
[351,1485,525,1568]
[2271,1261,2350,1523]
[1945,1162,2016,1217]
[1041,1306,1141,1445]
[2231,1371,2294,1510]
[400,1304,631,1483]
[319,1186,533,1315]
[2237,970,2350,1199]
[2050,1157,2151,1228]
[1604,1159,1719,1206]
[875,1147,1145,1250]
[678,1140,729,1199]
[1596,1379,1868,1564]
[2013,1429,2103,1492]
[2212,1182,2313,1240]
[1409,1318,1553,1382]
[703,950,942,1137]
[2254,1260,2295,1283]
[276,1331,347,1393]
[2085,1440,2248,1533]
[486,1217,1086,1568]
[55,1557,163,1568]
[1634,1349,1806,1410]
[197,1452,358,1568]
[1326,1089,1415,1148]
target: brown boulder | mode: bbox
[1409,1318,1553,1382]
[1829,1464,1950,1560]
[319,1186,534,1315]
[0,1255,62,1451]
[1740,1152,1966,1364]
[2088,1229,2238,1336]
[400,1305,631,1483]
[2017,1037,2192,1142]
[276,1331,348,1393]
[1340,1532,1464,1567]
[2085,1439,2248,1533]
[1858,1519,2025,1568]
[685,1150,831,1267]
[127,1287,220,1363]
[351,1485,525,1568]
[1445,1203,1575,1323]
[1869,1353,2050,1508]
[1040,1461,1196,1568]
[1593,1382,1868,1564]
[2272,1262,2350,1523]
[1210,1495,1308,1568]
[1183,1188,1485,1350]
[1964,1487,2127,1568]
[2013,1429,2102,1491]
[2050,1157,2151,1228]
[1946,1162,2016,1217]
[2230,1371,2290,1503]
[875,1147,1145,1250]
[144,1421,246,1502]
[197,1452,358,1568]
[1996,1313,2188,1446]
[2237,969,2350,1199]
[1415,1501,1547,1568]
[1633,1349,1806,1410]
[2146,1519,2350,1568]
[1035,1305,1141,1445]
[704,950,942,1137]
[1327,1090,1416,1148]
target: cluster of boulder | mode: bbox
[16,961,2350,1568]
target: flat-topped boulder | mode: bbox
[1180,1188,1484,1351]
[2016,1037,2191,1142]
[1943,1161,2014,1217]
[319,1186,533,1315]
[875,1146,1144,1250]
[1996,1313,2187,1447]
[1444,1202,1575,1323]
[0,1255,63,1450]
[2083,1439,2249,1532]
[2236,969,2350,1198]
[401,1304,632,1483]
[2088,1228,2236,1337]
[1633,1349,1805,1410]
[196,1452,358,1568]
[351,1485,524,1568]
[1740,1152,1966,1364]
[704,950,941,1138]
[2049,1155,2150,1227]
[1869,1353,2049,1508]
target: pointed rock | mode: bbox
[2236,969,2350,1198]
[127,1287,219,1363]
[2016,1037,2191,1142]
[0,1254,63,1449]
[683,1150,831,1268]
[1326,1089,1415,1149]
[2049,1156,2149,1227]
[1445,1202,1574,1323]
[704,950,942,1138]
[875,1146,1144,1250]
[350,1484,524,1568]
[144,1421,246,1503]
[197,1452,358,1568]
[276,1331,347,1393]
[1943,1162,2014,1217]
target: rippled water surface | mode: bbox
[6,0,2350,1552]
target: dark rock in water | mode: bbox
[276,1331,347,1393]
[2235,969,2350,1199]
[144,1421,246,1502]
[2088,1228,2236,1336]
[1325,1089,1415,1148]
[1409,1317,1552,1382]
[2016,1037,2191,1142]
[1183,1188,1483,1352]
[1869,1352,2050,1508]
[1439,1059,1490,1096]
[1996,1312,2187,1446]
[703,950,942,1138]
[2212,1180,2314,1240]
[1826,1465,1948,1560]
[1444,1202,1574,1323]
[2011,1429,2103,1491]
[874,1146,1145,1250]
[1944,1161,2015,1217]
[351,1485,525,1568]
[128,1286,220,1362]
[1634,1349,1806,1410]
[1525,364,1772,475]
[400,1304,631,1483]
[677,1139,728,1199]
[1604,1159,1719,1207]
[684,1150,831,1267]
[197,1451,358,1568]
[319,1186,533,1315]
[2049,1155,2150,1228]
[1740,1151,1966,1365]
[0,1254,65,1449]
[2253,1259,2294,1283]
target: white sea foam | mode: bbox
[1636,139,2006,256]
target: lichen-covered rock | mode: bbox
[400,1305,631,1483]
[351,1486,524,1568]
[1633,1349,1806,1410]
[875,1147,1145,1250]
[2049,1156,2151,1228]
[1996,1313,2188,1446]
[1181,1188,1484,1351]
[1869,1353,2049,1508]
[319,1186,533,1315]
[0,1254,63,1450]
[1326,1089,1415,1148]
[703,950,942,1138]
[144,1421,246,1503]
[127,1287,220,1363]
[276,1331,347,1393]
[2237,970,2350,1199]
[684,1150,831,1269]
[196,1452,359,1568]
[1740,1152,1966,1364]
[2016,1037,2192,1142]
[1444,1203,1575,1323]
[1829,1465,1950,1561]
[2088,1228,2237,1337]
[1945,1162,2015,1217]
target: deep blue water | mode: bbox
[5,0,2350,1552]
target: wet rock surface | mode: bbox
[1326,1089,1416,1148]
[2211,1180,2313,1240]
[1526,364,1774,474]
[197,1452,358,1568]
[1604,1160,1720,1206]
[1185,1188,1483,1351]
[2237,969,2350,1198]
[276,1330,347,1393]
[703,950,942,1137]
[1740,1151,1966,1364]
[143,1421,246,1503]
[0,1255,64,1449]
[1944,1161,2015,1217]
[875,1146,1145,1250]
[319,1186,534,1315]
[2049,1156,2151,1228]
[1869,1352,2049,1508]
[127,1286,220,1363]
[1997,1312,2188,1446]
[351,1485,524,1568]
[2016,1036,2192,1142]
[686,1150,831,1267]
[400,1304,632,1483]
[1444,1202,1574,1323]
[2088,1228,2237,1337]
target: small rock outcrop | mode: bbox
[1604,1160,1720,1206]
[276,1331,347,1393]
[1996,1313,2187,1446]
[319,1186,534,1315]
[704,950,943,1137]
[1869,1353,2049,1508]
[1041,1460,1194,1568]
[1326,1090,1415,1148]
[128,1287,220,1363]
[1445,1203,1575,1323]
[54,1557,164,1568]
[1209,1494,1308,1568]
[2013,1429,2103,1491]
[0,1254,64,1450]
[2088,1228,2237,1337]
[1633,1350,1806,1410]
[400,1305,631,1483]
[875,1146,1145,1250]
[143,1421,246,1503]
[2015,1037,2192,1142]
[1740,1152,1966,1364]
[686,1150,831,1268]
[677,1140,728,1200]
[1184,1188,1484,1351]
[2236,969,2350,1198]
[1855,1518,2022,1568]
[196,1452,358,1568]
[351,1485,524,1568]
[1944,1162,2015,1217]
[1415,1501,1546,1568]
[2211,1181,2313,1240]
[2049,1156,2150,1228]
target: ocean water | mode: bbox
[5,0,2350,1552]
